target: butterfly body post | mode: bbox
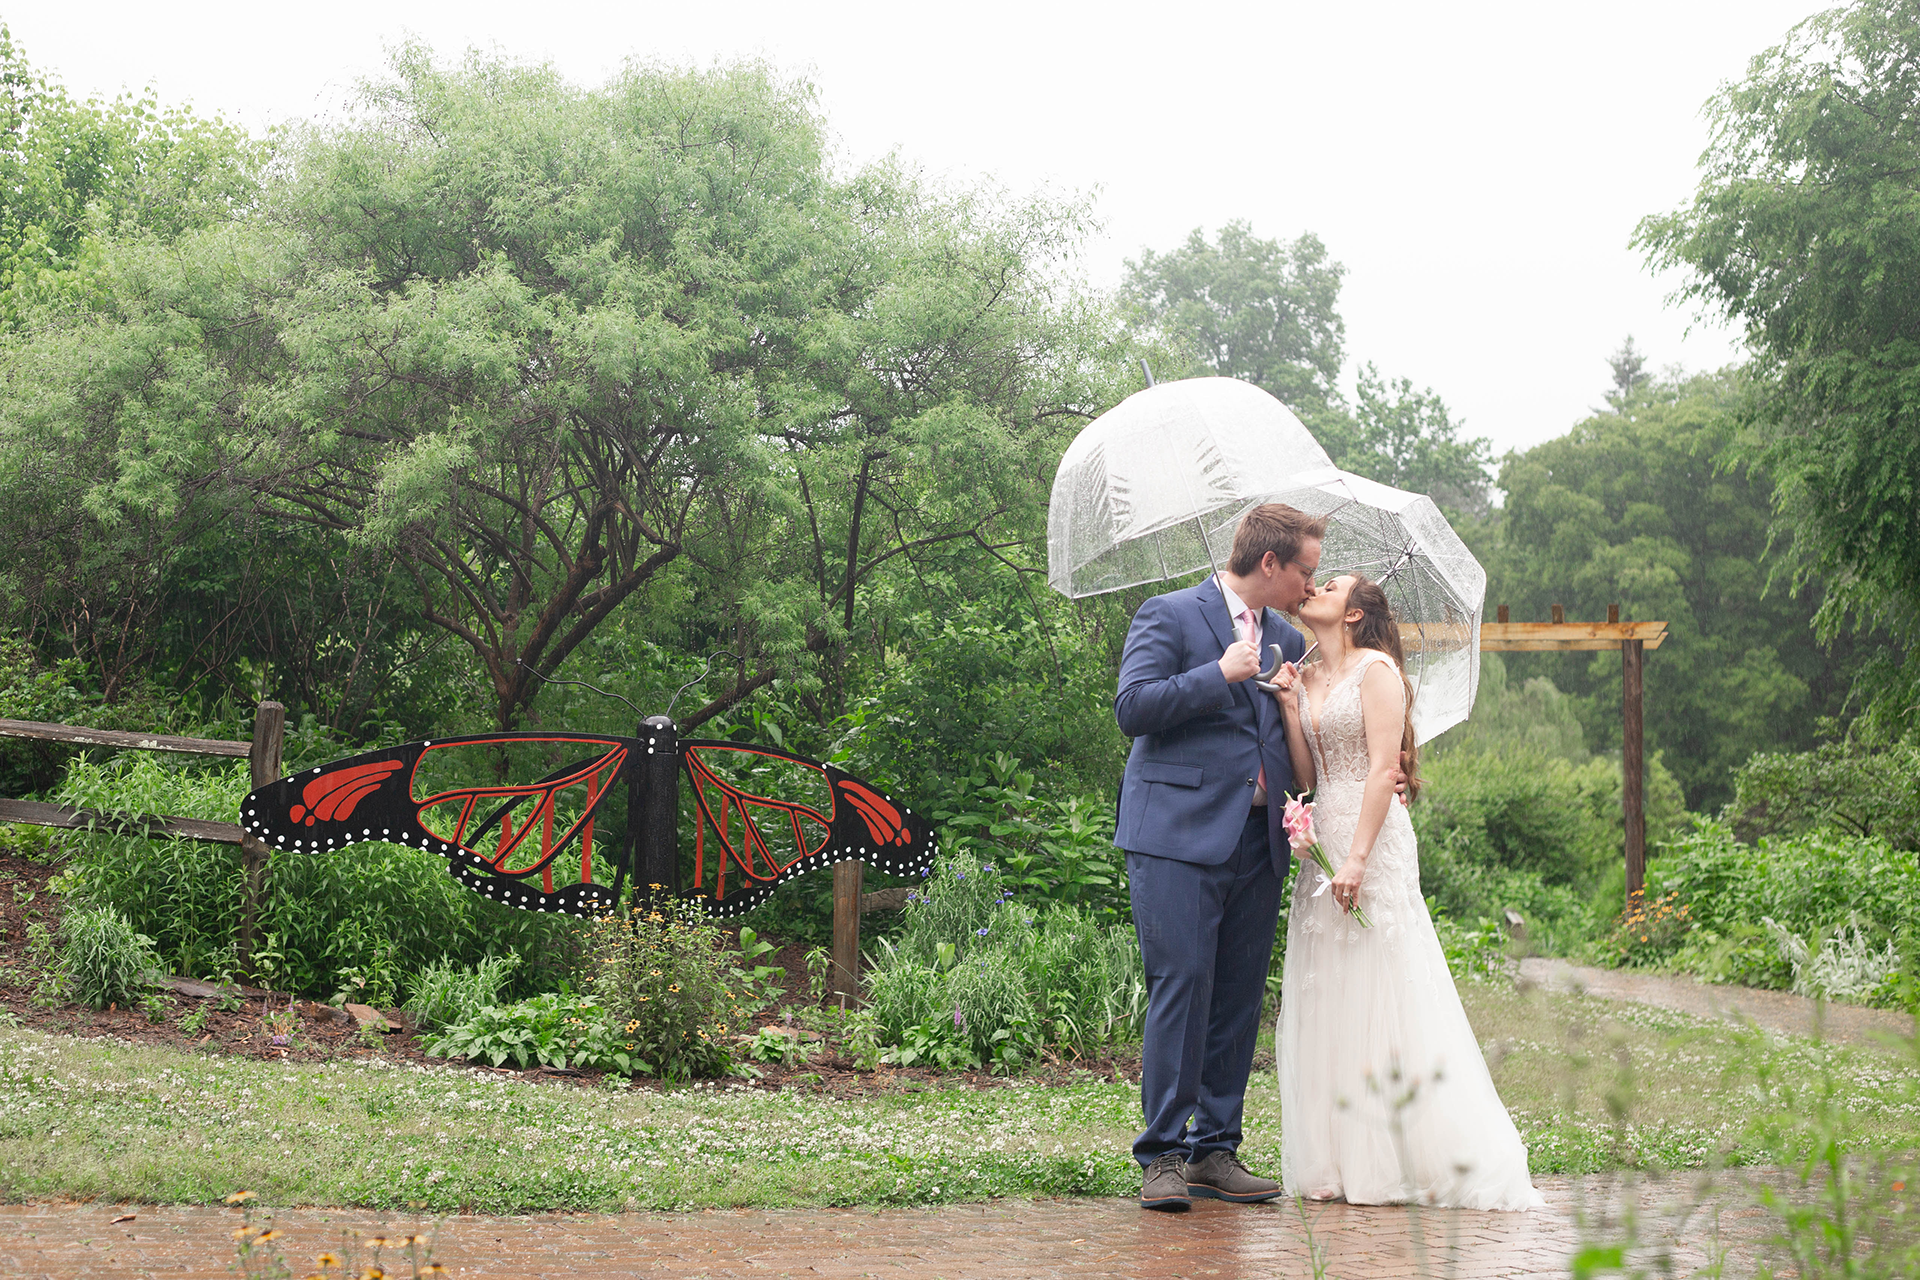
[239,729,938,918]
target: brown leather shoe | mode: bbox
[1139,1151,1192,1211]
[1184,1149,1283,1203]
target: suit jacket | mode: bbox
[1112,576,1307,875]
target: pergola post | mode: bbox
[1622,637,1646,900]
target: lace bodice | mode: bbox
[1295,650,1418,912]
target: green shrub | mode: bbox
[58,905,161,1009]
[931,754,1128,924]
[1432,910,1510,981]
[55,753,571,995]
[1727,738,1920,851]
[1653,822,1920,1003]
[865,852,1144,1067]
[423,992,634,1073]
[580,897,740,1081]
[405,954,520,1032]
[1415,822,1595,956]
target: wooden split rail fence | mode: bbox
[0,702,286,969]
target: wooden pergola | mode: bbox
[1479,605,1667,902]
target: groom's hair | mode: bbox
[1228,504,1327,576]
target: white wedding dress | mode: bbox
[1278,650,1543,1210]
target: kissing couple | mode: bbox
[1114,502,1542,1212]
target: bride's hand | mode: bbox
[1270,662,1301,709]
[1331,855,1366,914]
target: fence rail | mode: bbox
[0,717,251,758]
[1,702,285,970]
[0,798,243,845]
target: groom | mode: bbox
[1114,502,1326,1211]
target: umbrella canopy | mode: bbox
[1046,377,1332,598]
[1259,466,1485,744]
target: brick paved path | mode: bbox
[1,1175,1770,1279]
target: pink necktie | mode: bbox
[1239,608,1268,802]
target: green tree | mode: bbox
[1121,220,1347,425]
[1488,369,1854,809]
[1346,363,1493,517]
[0,23,260,326]
[1,47,1114,738]
[1636,0,1920,736]
[0,24,264,702]
[1121,221,1493,512]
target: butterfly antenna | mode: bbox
[668,651,741,719]
[513,660,643,717]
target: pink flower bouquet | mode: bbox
[1283,794,1371,927]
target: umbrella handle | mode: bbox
[1254,640,1318,692]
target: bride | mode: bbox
[1269,573,1542,1211]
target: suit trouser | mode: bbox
[1127,808,1286,1167]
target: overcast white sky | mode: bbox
[13,0,1823,457]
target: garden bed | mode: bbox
[0,851,1147,1095]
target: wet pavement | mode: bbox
[1519,957,1914,1047]
[2,1174,1770,1278]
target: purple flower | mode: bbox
[953,1005,965,1030]
[976,927,990,937]
[981,863,995,873]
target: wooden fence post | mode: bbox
[832,859,864,1006]
[1622,639,1646,903]
[237,701,285,975]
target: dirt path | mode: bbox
[1518,957,1914,1046]
[1,1175,1765,1280]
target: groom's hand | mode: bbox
[1392,751,1412,805]
[1218,640,1260,684]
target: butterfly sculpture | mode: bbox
[238,731,937,918]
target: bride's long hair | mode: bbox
[1345,575,1422,803]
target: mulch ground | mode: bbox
[0,851,1153,1097]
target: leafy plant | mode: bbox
[1653,822,1920,1005]
[57,904,160,1009]
[865,852,1145,1066]
[423,992,633,1073]
[405,954,520,1032]
[803,946,832,1002]
[579,897,741,1081]
[744,1025,814,1067]
[880,1014,981,1071]
[55,753,570,997]
[178,1002,210,1036]
[932,755,1128,923]
[1762,916,1899,1004]
[1602,891,1694,968]
[1433,910,1510,981]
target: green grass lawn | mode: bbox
[3,980,1917,1212]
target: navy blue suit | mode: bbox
[1114,576,1307,1168]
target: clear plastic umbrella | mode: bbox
[1045,374,1485,742]
[1247,466,1484,743]
[1046,377,1332,598]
